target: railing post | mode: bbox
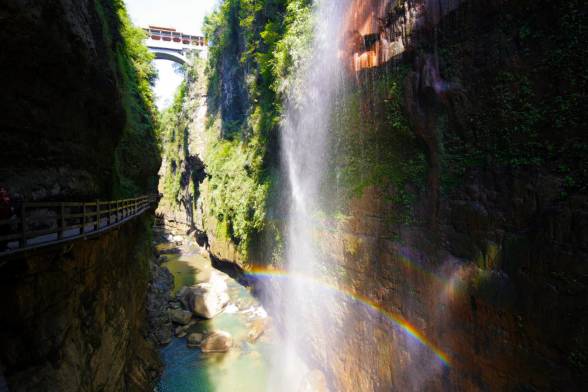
[58,203,65,240]
[96,200,100,231]
[19,203,26,249]
[81,203,86,235]
[106,202,111,226]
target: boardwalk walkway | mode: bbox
[0,195,157,257]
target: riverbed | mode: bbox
[154,236,274,392]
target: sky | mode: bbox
[124,0,218,109]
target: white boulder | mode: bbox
[179,272,230,319]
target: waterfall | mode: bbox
[269,0,351,390]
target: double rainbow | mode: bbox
[245,266,452,367]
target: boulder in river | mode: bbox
[175,325,188,338]
[200,331,232,353]
[168,300,182,309]
[179,273,230,319]
[248,318,268,343]
[169,309,192,325]
[187,332,204,348]
[176,286,191,308]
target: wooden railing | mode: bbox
[0,195,158,257]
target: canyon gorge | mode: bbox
[0,0,586,391]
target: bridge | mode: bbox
[143,26,207,64]
[0,195,158,258]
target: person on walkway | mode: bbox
[0,187,12,251]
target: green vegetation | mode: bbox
[157,55,209,220]
[164,0,586,262]
[96,0,161,197]
[438,0,588,193]
[159,81,189,205]
[199,0,313,257]
[202,133,269,247]
[331,66,427,224]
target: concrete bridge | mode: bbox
[143,26,207,64]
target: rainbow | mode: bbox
[245,267,452,367]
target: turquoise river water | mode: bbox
[154,246,275,392]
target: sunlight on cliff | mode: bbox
[342,0,463,72]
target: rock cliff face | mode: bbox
[299,0,588,390]
[0,0,161,390]
[155,59,247,265]
[0,0,122,200]
[0,219,160,391]
[156,61,208,235]
[190,0,586,391]
[0,0,160,201]
[155,0,586,390]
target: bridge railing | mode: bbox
[143,27,206,47]
[0,195,158,257]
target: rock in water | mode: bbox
[169,309,192,325]
[176,286,191,309]
[180,273,230,319]
[248,318,268,343]
[200,331,232,353]
[175,325,188,338]
[187,333,204,348]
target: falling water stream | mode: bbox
[155,0,448,390]
[154,2,351,389]
[266,0,351,390]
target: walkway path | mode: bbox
[0,195,157,257]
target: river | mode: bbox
[154,235,274,392]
